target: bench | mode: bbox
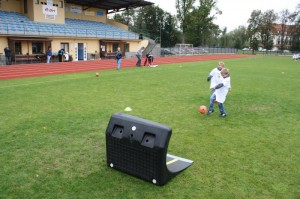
[14,54,46,64]
[105,52,116,59]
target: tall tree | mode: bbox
[129,5,180,47]
[218,26,248,48]
[113,9,135,28]
[176,0,196,43]
[162,13,181,47]
[247,10,263,53]
[184,0,219,46]
[290,3,300,51]
[260,10,277,50]
[278,9,293,50]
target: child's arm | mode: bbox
[207,68,216,81]
[214,83,224,89]
[207,75,213,81]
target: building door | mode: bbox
[74,43,87,61]
[100,41,106,58]
[78,43,84,60]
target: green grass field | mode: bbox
[1,56,299,199]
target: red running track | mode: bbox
[0,54,251,80]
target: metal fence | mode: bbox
[161,47,238,56]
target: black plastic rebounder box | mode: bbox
[106,112,193,186]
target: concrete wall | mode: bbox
[0,0,22,12]
[65,4,107,23]
[32,0,65,24]
[0,37,8,54]
[50,38,99,58]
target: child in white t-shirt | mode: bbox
[64,52,69,62]
[207,61,225,92]
[207,68,231,117]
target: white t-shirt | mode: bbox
[215,76,231,103]
[209,68,221,89]
[64,53,69,61]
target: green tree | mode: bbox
[251,37,259,52]
[247,10,262,54]
[130,5,180,47]
[290,4,300,51]
[218,26,248,48]
[113,9,135,28]
[260,10,277,50]
[162,13,181,47]
[176,0,196,43]
[184,0,219,46]
[278,9,293,50]
[132,7,147,35]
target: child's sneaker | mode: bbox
[219,113,227,117]
[207,110,214,115]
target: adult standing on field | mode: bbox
[136,46,144,67]
[115,47,122,70]
[4,46,11,65]
[58,49,64,62]
[46,46,52,63]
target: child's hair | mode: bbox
[221,68,230,77]
[218,61,225,67]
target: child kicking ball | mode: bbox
[207,68,231,117]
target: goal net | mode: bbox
[174,44,193,55]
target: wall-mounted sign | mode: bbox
[97,10,103,16]
[71,6,82,14]
[45,14,55,20]
[85,11,95,16]
[43,5,57,19]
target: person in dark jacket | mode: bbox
[4,46,11,65]
[115,47,122,70]
[58,49,64,62]
[144,52,154,66]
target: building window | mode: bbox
[32,42,43,54]
[59,0,63,8]
[124,43,129,52]
[112,43,118,52]
[60,43,69,53]
[24,0,28,14]
[15,42,22,55]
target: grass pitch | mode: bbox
[0,56,299,198]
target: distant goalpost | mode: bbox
[174,44,193,55]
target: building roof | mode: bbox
[65,0,154,13]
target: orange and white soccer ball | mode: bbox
[199,105,207,114]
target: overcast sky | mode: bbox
[148,0,300,31]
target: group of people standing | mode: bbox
[115,46,155,70]
[3,46,69,65]
[46,47,69,63]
